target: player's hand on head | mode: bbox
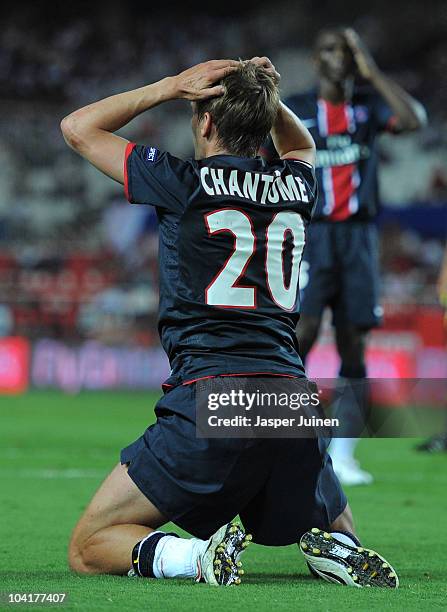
[343,28,378,80]
[173,60,239,101]
[247,56,281,84]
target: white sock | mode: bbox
[152,535,207,579]
[329,437,358,463]
[331,531,358,547]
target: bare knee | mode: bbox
[68,511,107,575]
[68,531,97,575]
[68,540,89,574]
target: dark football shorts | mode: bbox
[121,379,347,546]
[299,220,382,329]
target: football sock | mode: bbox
[330,374,370,463]
[153,534,206,579]
[331,531,361,547]
[131,531,206,579]
[330,436,359,463]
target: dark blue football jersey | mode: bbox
[124,143,317,386]
[263,89,395,222]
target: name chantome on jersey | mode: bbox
[200,167,310,205]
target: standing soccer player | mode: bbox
[265,28,427,485]
[61,57,399,588]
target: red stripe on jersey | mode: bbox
[325,100,349,134]
[330,165,356,221]
[124,142,136,202]
[181,372,299,386]
[320,100,356,221]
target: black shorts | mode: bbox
[300,221,382,329]
[121,380,347,546]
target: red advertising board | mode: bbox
[0,337,30,394]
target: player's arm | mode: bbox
[270,102,316,165]
[60,60,239,181]
[344,28,427,132]
[248,56,315,165]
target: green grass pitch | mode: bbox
[1,391,446,611]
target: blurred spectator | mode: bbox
[0,0,445,344]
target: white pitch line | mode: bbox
[0,468,107,479]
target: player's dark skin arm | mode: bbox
[60,60,239,181]
[344,28,427,131]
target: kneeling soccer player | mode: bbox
[61,56,398,588]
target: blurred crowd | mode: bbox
[380,226,444,306]
[0,0,446,343]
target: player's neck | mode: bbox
[318,77,354,104]
[198,143,233,159]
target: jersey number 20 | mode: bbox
[205,209,305,311]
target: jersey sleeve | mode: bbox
[371,95,398,133]
[285,159,317,188]
[284,159,318,220]
[124,143,190,212]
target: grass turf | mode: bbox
[0,390,446,611]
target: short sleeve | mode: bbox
[371,95,398,133]
[285,158,317,189]
[124,143,190,212]
[284,159,318,220]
